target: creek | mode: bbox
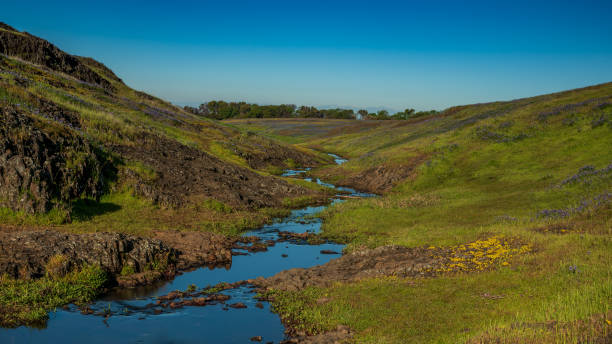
[1,154,373,344]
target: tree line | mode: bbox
[184,101,439,120]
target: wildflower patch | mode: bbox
[430,236,531,274]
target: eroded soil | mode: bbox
[312,154,429,194]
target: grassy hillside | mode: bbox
[231,83,612,343]
[0,23,331,235]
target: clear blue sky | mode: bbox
[3,0,612,111]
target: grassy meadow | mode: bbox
[231,83,612,343]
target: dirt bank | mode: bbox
[227,135,323,171]
[312,154,428,194]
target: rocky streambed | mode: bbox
[0,155,374,343]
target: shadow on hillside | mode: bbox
[71,199,121,221]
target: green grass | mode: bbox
[66,190,291,236]
[1,50,325,215]
[2,30,611,340]
[284,177,336,194]
[0,265,108,328]
[0,51,332,237]
[282,195,325,209]
[239,83,612,343]
[268,232,611,343]
[0,206,70,226]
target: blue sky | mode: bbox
[3,0,612,111]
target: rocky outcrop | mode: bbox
[76,56,123,84]
[112,134,313,209]
[0,108,109,214]
[152,230,233,269]
[229,136,321,171]
[0,23,113,90]
[0,228,245,287]
[0,230,177,280]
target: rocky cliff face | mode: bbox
[0,108,110,214]
[0,23,114,90]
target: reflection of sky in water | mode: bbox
[0,154,373,344]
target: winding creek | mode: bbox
[1,154,374,344]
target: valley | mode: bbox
[0,21,610,343]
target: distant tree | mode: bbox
[198,103,209,117]
[357,109,369,119]
[191,101,359,120]
[374,110,390,120]
[391,108,415,120]
[183,106,198,114]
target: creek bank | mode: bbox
[253,245,440,291]
[255,237,529,291]
[308,154,428,194]
[0,229,238,288]
[0,224,335,290]
[0,153,366,342]
[0,230,176,284]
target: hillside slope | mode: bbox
[0,22,329,231]
[231,83,612,343]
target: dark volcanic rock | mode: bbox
[112,134,312,209]
[0,23,114,90]
[232,138,320,171]
[0,230,177,280]
[152,230,233,269]
[0,108,110,214]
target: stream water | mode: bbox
[1,154,372,344]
